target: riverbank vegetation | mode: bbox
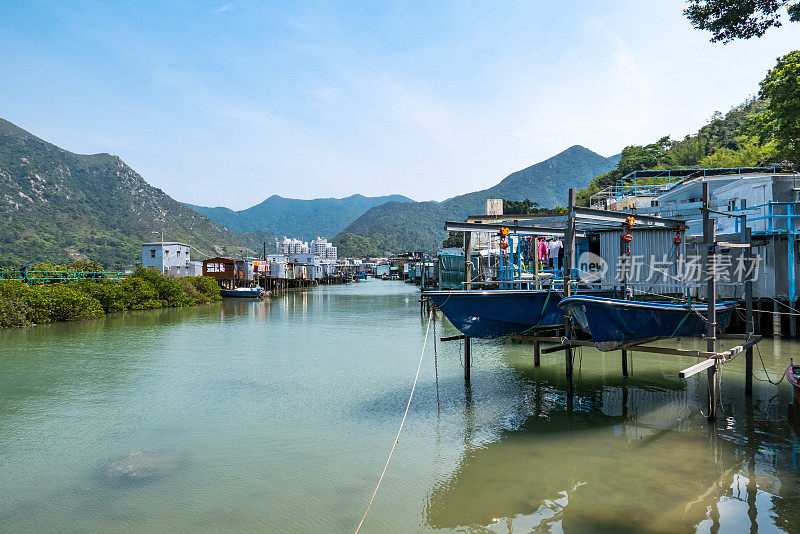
[0,267,220,328]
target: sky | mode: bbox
[2,1,800,209]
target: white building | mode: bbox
[310,237,338,261]
[281,237,310,254]
[141,242,196,277]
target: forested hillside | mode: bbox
[186,193,414,241]
[334,145,620,257]
[0,119,254,267]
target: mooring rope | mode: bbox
[354,309,433,534]
[753,343,786,385]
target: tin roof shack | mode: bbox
[142,242,194,277]
[596,227,687,297]
[202,257,246,288]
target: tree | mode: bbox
[759,51,800,166]
[442,231,464,249]
[684,0,800,43]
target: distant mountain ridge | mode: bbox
[333,145,621,256]
[185,193,414,241]
[0,118,255,267]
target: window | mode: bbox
[741,198,747,210]
[150,249,156,258]
[177,250,181,257]
[728,199,736,211]
[164,249,169,256]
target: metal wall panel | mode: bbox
[598,228,686,296]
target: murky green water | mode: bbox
[1,280,798,533]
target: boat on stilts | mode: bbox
[423,285,612,339]
[558,295,737,350]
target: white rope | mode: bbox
[355,310,433,533]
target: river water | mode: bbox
[0,280,798,533]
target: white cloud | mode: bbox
[216,4,232,13]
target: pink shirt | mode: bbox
[537,239,548,260]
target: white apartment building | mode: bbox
[310,236,338,261]
[280,237,310,254]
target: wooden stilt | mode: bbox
[744,225,754,395]
[621,349,628,378]
[464,336,471,381]
[533,340,541,367]
[564,188,576,398]
[773,300,782,337]
[704,182,718,421]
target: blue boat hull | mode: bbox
[559,296,736,350]
[220,287,265,298]
[423,290,566,338]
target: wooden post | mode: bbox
[564,188,576,395]
[621,349,628,378]
[464,232,473,291]
[774,300,782,337]
[743,223,754,395]
[534,340,541,367]
[464,232,473,380]
[464,336,471,381]
[703,182,717,420]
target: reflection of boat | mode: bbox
[787,362,800,405]
[219,286,266,298]
[559,295,736,350]
[425,398,740,532]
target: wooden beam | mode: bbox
[542,343,570,354]
[440,334,466,342]
[679,358,717,378]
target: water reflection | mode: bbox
[425,348,800,533]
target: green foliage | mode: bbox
[0,266,223,327]
[74,279,126,312]
[130,268,194,307]
[698,138,779,168]
[187,275,222,302]
[759,50,800,166]
[684,0,799,43]
[39,284,105,322]
[503,199,567,215]
[67,260,105,272]
[0,280,104,326]
[442,231,464,249]
[0,282,32,327]
[119,277,161,310]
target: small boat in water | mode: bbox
[787,361,800,405]
[219,286,266,298]
[559,295,737,350]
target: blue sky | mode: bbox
[2,1,800,208]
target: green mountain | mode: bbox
[334,145,620,256]
[185,193,414,241]
[0,118,256,268]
